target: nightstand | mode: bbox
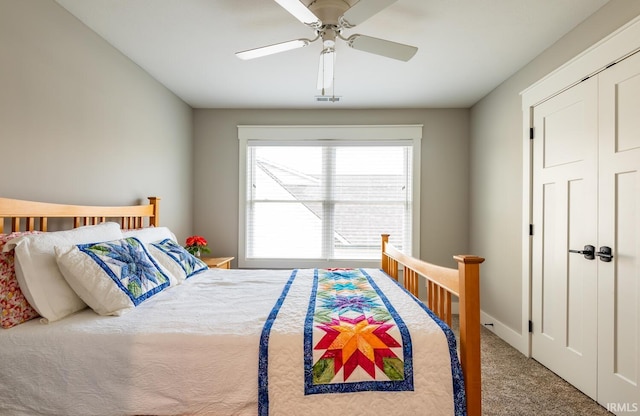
[201,256,234,269]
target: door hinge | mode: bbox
[529,224,534,236]
[529,320,533,333]
[529,127,534,139]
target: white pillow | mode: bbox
[148,238,208,281]
[55,237,176,316]
[122,226,177,244]
[6,222,123,323]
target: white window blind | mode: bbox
[238,125,421,268]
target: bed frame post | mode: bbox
[381,234,389,273]
[148,197,160,227]
[455,254,484,416]
[380,234,399,281]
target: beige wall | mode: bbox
[0,0,193,240]
[7,0,639,353]
[470,0,640,338]
[193,109,470,268]
[1,0,470,269]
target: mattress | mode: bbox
[0,268,463,416]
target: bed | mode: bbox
[0,196,483,416]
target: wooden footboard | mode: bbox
[0,197,160,233]
[381,234,484,416]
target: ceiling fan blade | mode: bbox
[346,34,417,61]
[317,48,336,90]
[274,0,322,28]
[339,0,398,28]
[235,39,311,60]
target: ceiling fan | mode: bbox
[235,0,418,92]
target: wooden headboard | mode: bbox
[0,197,160,233]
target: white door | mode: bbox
[531,51,640,413]
[596,51,640,411]
[531,77,599,399]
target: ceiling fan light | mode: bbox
[235,39,310,60]
[317,48,335,90]
[274,0,321,27]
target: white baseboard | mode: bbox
[423,298,529,355]
[479,309,530,356]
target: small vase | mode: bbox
[194,248,201,258]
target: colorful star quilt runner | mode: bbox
[304,268,413,394]
[258,268,466,416]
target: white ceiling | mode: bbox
[54,0,609,109]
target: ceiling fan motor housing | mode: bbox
[309,0,350,26]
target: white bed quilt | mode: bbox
[0,268,464,416]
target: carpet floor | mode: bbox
[458,320,613,415]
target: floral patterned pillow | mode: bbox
[1,232,41,329]
[150,238,208,280]
[55,237,176,316]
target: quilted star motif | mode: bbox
[319,279,369,293]
[304,269,413,394]
[83,238,169,301]
[319,294,381,314]
[313,314,403,382]
[100,238,163,288]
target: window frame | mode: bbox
[238,125,422,269]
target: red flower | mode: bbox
[186,235,207,247]
[185,235,210,255]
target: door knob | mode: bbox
[569,245,595,260]
[596,246,613,262]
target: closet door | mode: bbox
[530,77,599,399]
[597,51,640,410]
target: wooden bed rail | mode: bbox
[0,197,160,233]
[381,234,484,416]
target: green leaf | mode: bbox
[89,246,111,255]
[383,357,405,381]
[316,291,333,300]
[313,358,336,384]
[128,281,142,297]
[314,310,333,323]
[155,271,167,283]
[371,307,392,322]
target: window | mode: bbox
[238,125,422,268]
